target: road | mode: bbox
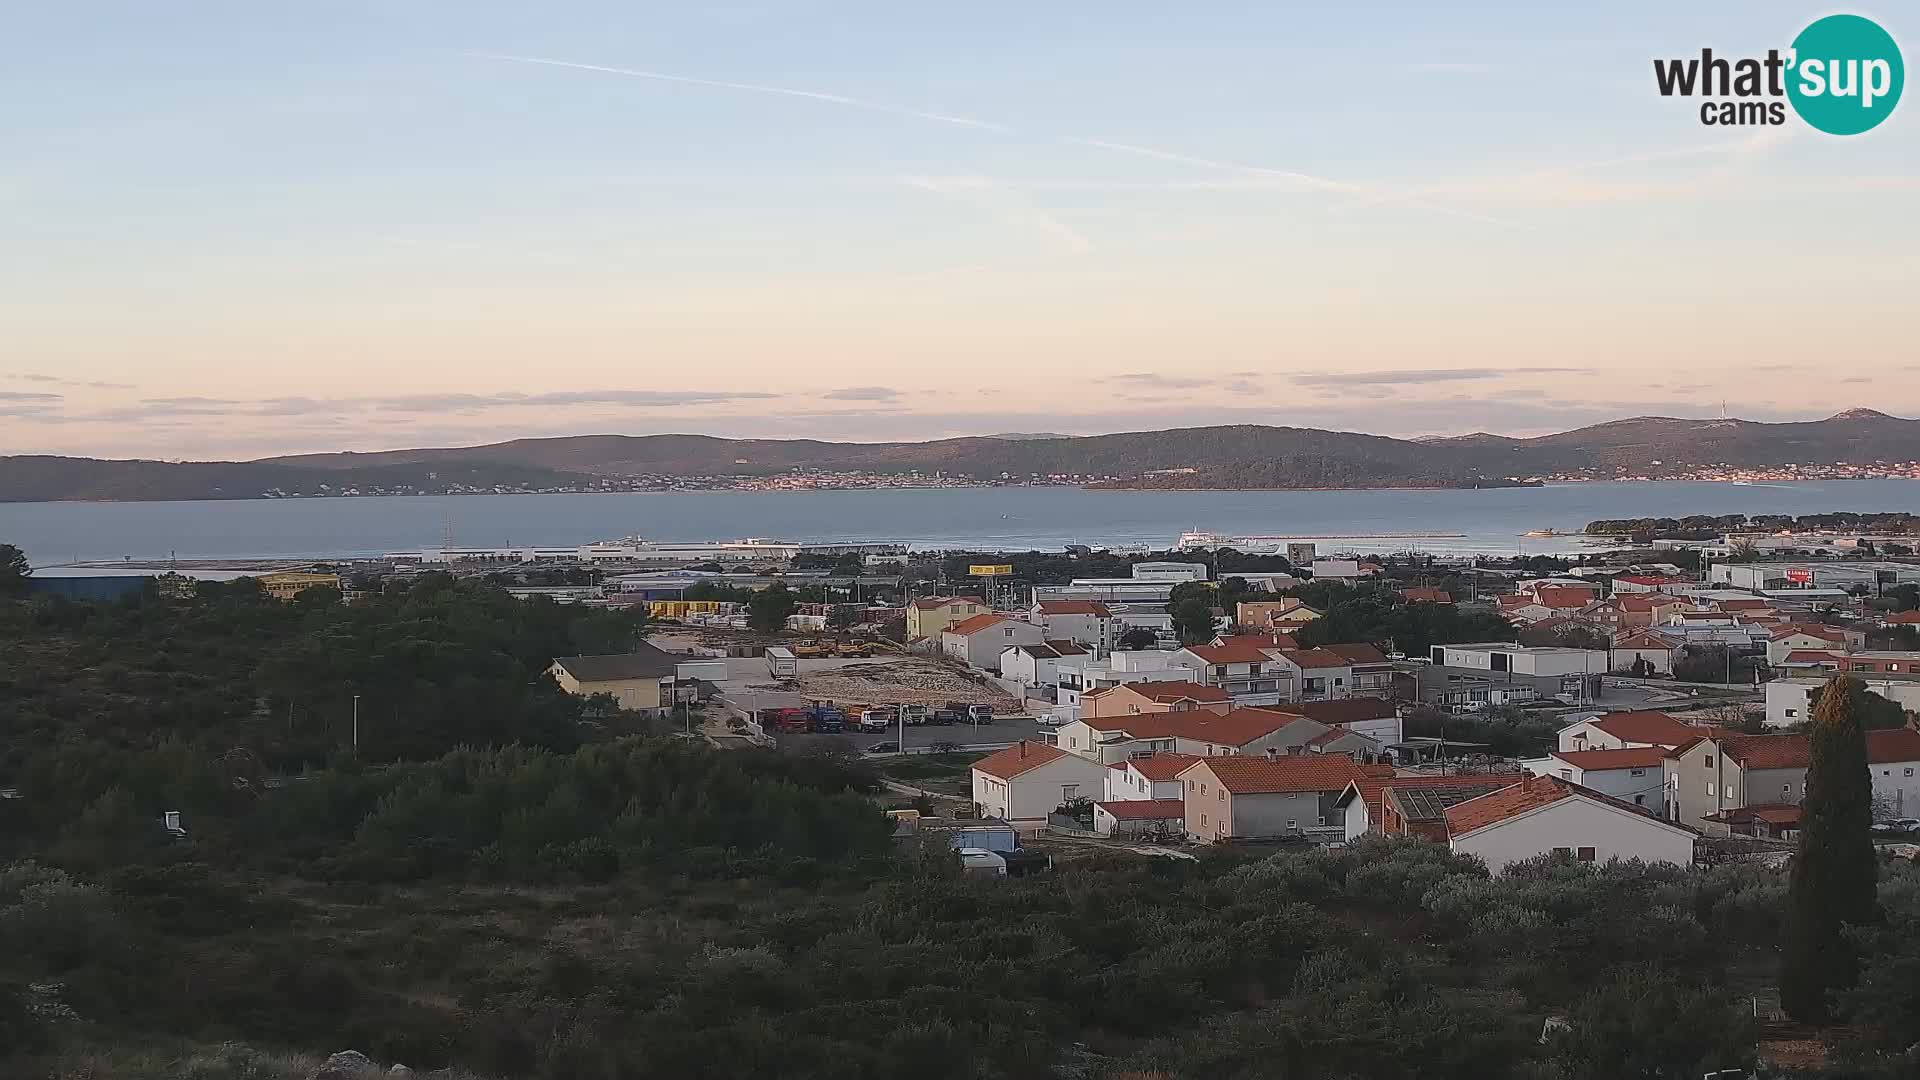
[778,714,1053,755]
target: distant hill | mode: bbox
[4,410,1916,502]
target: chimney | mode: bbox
[1019,742,1028,758]
[1265,747,1279,760]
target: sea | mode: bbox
[4,480,1919,566]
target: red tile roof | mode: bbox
[1085,680,1231,705]
[1215,632,1300,651]
[1715,598,1773,611]
[1444,773,1668,837]
[1782,650,1845,665]
[1536,587,1598,610]
[1036,600,1112,617]
[1307,727,1372,749]
[1613,629,1678,649]
[1770,624,1847,642]
[1086,708,1309,747]
[1583,710,1707,747]
[1124,753,1206,781]
[1884,611,1920,625]
[1188,755,1384,795]
[1284,647,1353,669]
[971,740,1071,780]
[912,595,983,610]
[1497,594,1542,609]
[945,613,1010,636]
[1095,798,1187,820]
[1337,772,1526,825]
[1550,747,1672,771]
[1399,587,1453,604]
[1263,697,1397,726]
[1616,575,1683,586]
[1323,642,1390,665]
[1614,594,1678,612]
[1868,726,1920,763]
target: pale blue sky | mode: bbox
[2,2,1914,458]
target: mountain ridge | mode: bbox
[4,410,1917,502]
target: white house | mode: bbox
[1520,747,1670,813]
[1264,696,1403,745]
[1092,799,1186,838]
[970,741,1111,824]
[1765,676,1920,728]
[1031,600,1117,652]
[999,640,1089,689]
[1104,753,1203,802]
[1444,774,1698,874]
[1557,710,1711,753]
[1766,625,1852,665]
[942,614,1045,673]
[1609,629,1681,676]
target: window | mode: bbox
[1061,784,1078,801]
[1201,813,1208,826]
[1201,783,1208,795]
[1630,768,1646,777]
[1218,790,1224,802]
[1577,847,1596,862]
[1907,768,1915,778]
[1785,709,1797,717]
[1782,784,1791,795]
[1553,847,1571,856]
[1559,769,1573,780]
[1706,782,1715,796]
[1634,794,1645,806]
[1704,755,1714,768]
[1286,820,1297,831]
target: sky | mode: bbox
[2,1,1916,460]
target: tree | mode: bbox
[0,544,28,598]
[1781,676,1880,1022]
[1171,598,1215,645]
[1117,625,1159,651]
[747,582,798,633]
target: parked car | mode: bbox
[1872,818,1920,835]
[863,741,900,755]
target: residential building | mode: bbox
[942,614,1044,672]
[257,570,342,601]
[1881,611,1920,628]
[1521,747,1670,811]
[549,645,680,715]
[1057,707,1335,764]
[1582,593,1685,630]
[1031,599,1116,652]
[1236,599,1322,630]
[1079,680,1232,719]
[1263,697,1403,745]
[1610,628,1683,676]
[1663,727,1920,828]
[1765,676,1920,728]
[1398,587,1453,604]
[1104,753,1204,802]
[1180,756,1383,842]
[907,595,987,640]
[1335,773,1526,841]
[1766,624,1858,664]
[1558,710,1714,753]
[1051,650,1193,719]
[970,741,1110,824]
[1170,641,1297,705]
[1445,774,1698,873]
[1092,799,1187,838]
[1278,647,1360,701]
[999,640,1089,689]
[1611,575,1688,594]
[1320,642,1396,695]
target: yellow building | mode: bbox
[258,570,341,601]
[1236,599,1322,630]
[549,644,679,715]
[906,595,988,640]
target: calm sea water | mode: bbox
[4,480,1919,565]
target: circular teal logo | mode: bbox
[1787,14,1904,135]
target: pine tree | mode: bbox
[1780,676,1880,1022]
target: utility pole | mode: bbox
[352,694,361,752]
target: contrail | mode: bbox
[1068,137,1365,195]
[462,51,1011,132]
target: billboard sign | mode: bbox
[969,564,1013,577]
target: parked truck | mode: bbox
[945,701,995,723]
[806,700,847,734]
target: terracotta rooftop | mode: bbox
[1536,587,1599,609]
[1095,798,1187,820]
[1188,755,1385,795]
[1616,575,1683,586]
[945,612,1010,636]
[1612,594,1677,612]
[1398,587,1453,604]
[1285,647,1354,670]
[971,740,1071,781]
[1336,771,1526,825]
[1322,642,1390,665]
[1550,747,1672,771]
[1580,710,1709,748]
[1884,611,1920,625]
[1782,650,1845,665]
[1086,708,1309,747]
[1444,774,1663,837]
[1770,624,1847,641]
[1124,753,1206,781]
[1035,600,1113,617]
[1215,632,1300,651]
[1263,697,1398,726]
[1088,680,1231,704]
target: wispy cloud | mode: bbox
[0,391,63,403]
[1417,62,1491,74]
[3,372,131,390]
[822,386,903,401]
[125,389,779,419]
[1102,373,1224,390]
[463,52,1010,132]
[898,174,1093,255]
[1291,366,1587,388]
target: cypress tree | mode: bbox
[1779,676,1880,1022]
